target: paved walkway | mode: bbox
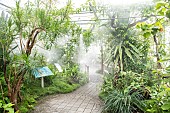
[32,71,103,113]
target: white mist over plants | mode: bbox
[78,34,101,75]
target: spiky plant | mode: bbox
[103,89,145,113]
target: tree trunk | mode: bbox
[3,28,43,111]
[153,35,162,69]
[4,63,26,111]
[10,71,25,111]
[10,92,18,111]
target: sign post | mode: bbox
[32,66,54,88]
[41,77,44,88]
[85,65,90,81]
[54,63,63,72]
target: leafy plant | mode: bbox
[0,99,14,113]
[0,0,84,111]
[103,89,145,113]
[105,27,141,72]
[83,29,94,49]
[144,84,170,113]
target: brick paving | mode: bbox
[32,71,103,113]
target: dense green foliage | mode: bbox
[103,89,145,113]
[2,0,170,113]
[0,0,88,112]
[99,0,170,113]
[105,27,142,72]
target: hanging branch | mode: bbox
[128,15,158,28]
[25,27,45,56]
[128,18,149,28]
[89,2,98,32]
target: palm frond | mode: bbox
[124,47,134,62]
[118,43,123,71]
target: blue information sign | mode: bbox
[32,66,54,78]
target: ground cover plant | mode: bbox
[97,0,170,113]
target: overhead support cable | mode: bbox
[0,3,12,9]
[72,11,94,14]
[88,2,99,31]
[76,22,96,25]
[71,15,162,23]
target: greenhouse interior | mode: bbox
[1,0,170,113]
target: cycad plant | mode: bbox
[105,27,141,72]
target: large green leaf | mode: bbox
[143,32,151,38]
[161,103,170,110]
[130,50,140,62]
[114,55,119,69]
[113,46,118,58]
[129,43,140,55]
[0,102,2,108]
[5,108,14,113]
[124,47,134,62]
[155,2,163,10]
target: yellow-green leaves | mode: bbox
[155,1,170,19]
[83,29,93,48]
[136,21,164,38]
[155,1,169,16]
[136,22,152,38]
[155,2,167,10]
[0,101,14,113]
